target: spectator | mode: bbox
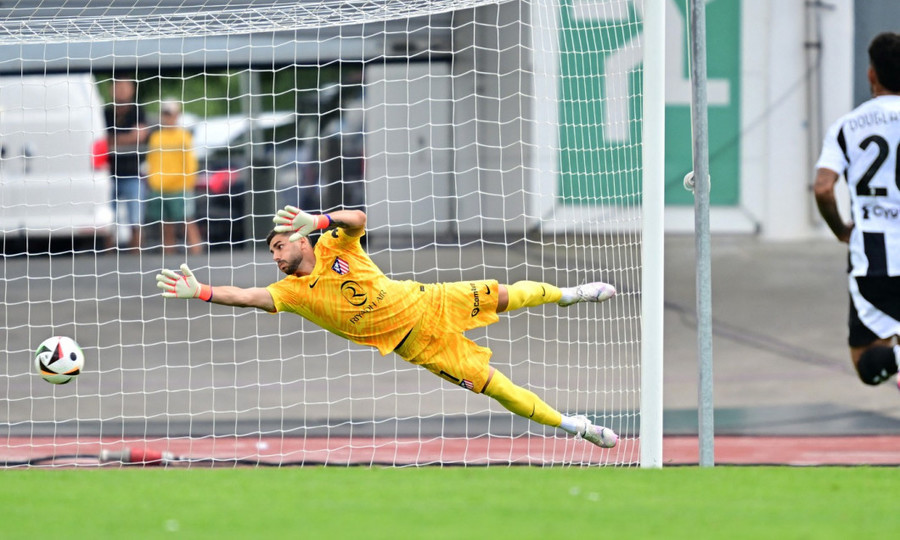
[145,99,202,255]
[104,74,148,250]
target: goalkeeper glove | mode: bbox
[273,205,332,242]
[156,263,213,301]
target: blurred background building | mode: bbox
[0,0,896,244]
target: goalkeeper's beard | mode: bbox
[278,256,301,276]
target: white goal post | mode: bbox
[0,0,664,467]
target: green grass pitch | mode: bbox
[1,467,896,538]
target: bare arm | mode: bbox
[109,126,146,147]
[107,105,149,148]
[813,167,853,243]
[324,209,366,237]
[156,264,275,312]
[208,286,276,312]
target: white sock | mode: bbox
[558,288,578,305]
[892,345,900,370]
[559,415,584,435]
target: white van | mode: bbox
[0,74,113,249]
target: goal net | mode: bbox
[0,0,662,467]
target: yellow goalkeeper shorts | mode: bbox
[394,280,500,393]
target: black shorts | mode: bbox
[848,275,900,347]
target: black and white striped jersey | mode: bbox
[817,95,900,277]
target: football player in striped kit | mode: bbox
[157,206,620,448]
[814,32,900,390]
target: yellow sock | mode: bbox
[483,369,562,428]
[504,281,562,311]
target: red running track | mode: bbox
[3,436,900,467]
[663,435,900,466]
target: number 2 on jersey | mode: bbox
[856,134,900,196]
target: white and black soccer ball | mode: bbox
[34,336,85,385]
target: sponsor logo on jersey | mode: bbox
[861,204,900,220]
[332,257,350,275]
[346,286,388,325]
[469,282,481,317]
[340,280,368,306]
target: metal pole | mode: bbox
[805,1,831,226]
[687,0,715,467]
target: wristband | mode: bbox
[315,214,333,230]
[198,284,213,302]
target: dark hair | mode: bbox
[869,32,900,93]
[265,229,319,248]
[265,229,283,248]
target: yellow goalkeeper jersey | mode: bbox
[266,229,427,355]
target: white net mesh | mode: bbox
[0,1,501,43]
[0,0,649,467]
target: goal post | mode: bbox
[0,0,664,467]
[640,0,666,469]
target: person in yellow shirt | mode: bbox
[156,206,619,448]
[145,100,202,254]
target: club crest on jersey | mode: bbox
[332,257,350,275]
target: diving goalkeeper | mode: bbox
[156,206,619,448]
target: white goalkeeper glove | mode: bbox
[156,263,213,302]
[273,205,332,242]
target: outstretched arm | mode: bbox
[813,167,853,243]
[204,285,275,311]
[156,263,276,312]
[325,209,366,237]
[273,205,366,241]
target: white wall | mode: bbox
[363,62,454,238]
[450,2,532,237]
[738,0,854,240]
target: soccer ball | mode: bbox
[34,336,85,384]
